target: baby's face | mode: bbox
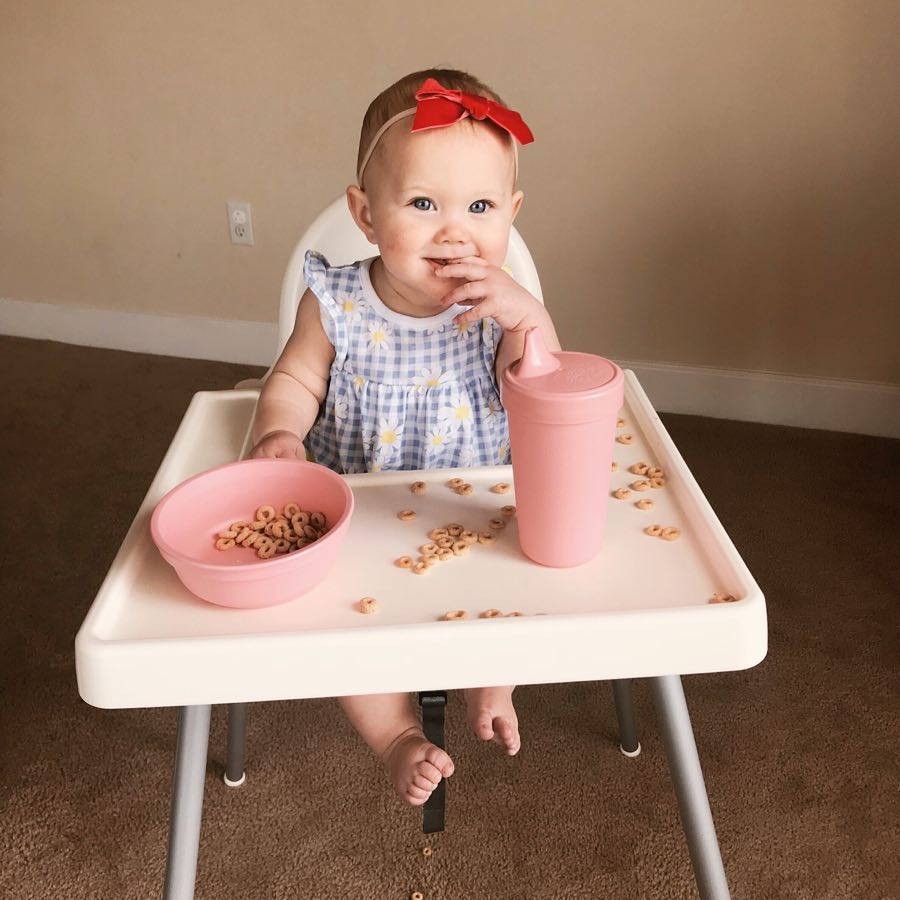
[362,122,523,313]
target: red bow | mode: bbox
[412,78,534,145]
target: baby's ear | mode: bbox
[510,189,524,222]
[346,186,378,244]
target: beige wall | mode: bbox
[2,1,898,383]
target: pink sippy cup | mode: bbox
[501,327,624,567]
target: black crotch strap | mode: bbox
[418,691,448,833]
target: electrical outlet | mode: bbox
[227,201,255,246]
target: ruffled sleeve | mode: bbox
[479,316,504,389]
[303,250,347,368]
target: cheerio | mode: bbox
[501,326,623,567]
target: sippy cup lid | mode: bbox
[502,327,624,424]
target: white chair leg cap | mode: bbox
[224,771,246,787]
[620,742,642,758]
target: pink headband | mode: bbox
[357,77,534,187]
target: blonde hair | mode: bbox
[356,68,507,188]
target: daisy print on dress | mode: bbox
[454,321,475,341]
[425,424,453,458]
[375,415,403,462]
[438,394,474,432]
[335,289,366,325]
[485,397,502,430]
[333,396,349,423]
[366,320,393,354]
[413,365,455,391]
[301,252,512,475]
[359,433,380,473]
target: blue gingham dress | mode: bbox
[303,250,510,474]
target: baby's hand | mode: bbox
[249,430,305,460]
[436,257,541,333]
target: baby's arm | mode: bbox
[250,289,335,458]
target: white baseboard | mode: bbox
[0,297,275,367]
[2,297,898,439]
[615,358,899,439]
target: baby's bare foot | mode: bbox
[381,726,455,807]
[464,686,520,755]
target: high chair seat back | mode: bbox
[277,195,544,357]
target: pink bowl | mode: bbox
[150,458,354,609]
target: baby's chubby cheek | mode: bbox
[373,236,403,261]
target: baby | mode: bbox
[250,68,560,806]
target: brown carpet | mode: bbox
[1,335,897,900]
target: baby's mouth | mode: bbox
[424,256,464,272]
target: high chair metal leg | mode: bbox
[224,703,248,786]
[163,704,211,900]
[650,675,731,900]
[418,691,447,833]
[612,679,641,757]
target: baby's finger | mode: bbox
[264,439,304,460]
[453,301,493,327]
[441,280,487,307]
[436,262,489,281]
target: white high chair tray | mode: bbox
[76,372,766,709]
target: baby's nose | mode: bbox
[435,218,470,245]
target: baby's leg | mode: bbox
[464,686,520,755]
[338,692,454,806]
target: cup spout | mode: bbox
[516,327,561,378]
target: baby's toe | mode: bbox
[413,771,439,793]
[424,745,455,778]
[474,713,495,741]
[495,719,521,754]
[405,784,431,806]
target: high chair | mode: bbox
[75,194,767,900]
[239,195,547,831]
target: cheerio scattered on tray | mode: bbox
[644,525,680,541]
[358,596,378,614]
[440,609,528,621]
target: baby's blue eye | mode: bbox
[412,198,433,211]
[469,200,491,214]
